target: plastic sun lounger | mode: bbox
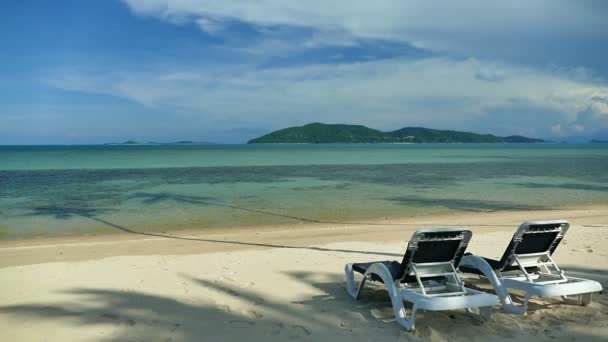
[345,228,498,331]
[458,220,603,315]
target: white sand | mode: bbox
[0,207,606,341]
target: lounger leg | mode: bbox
[364,263,414,330]
[345,263,366,299]
[460,255,527,315]
[498,292,528,315]
[561,294,579,304]
[520,293,531,313]
[387,286,413,331]
[407,304,418,331]
[479,306,492,319]
[561,292,594,306]
[580,293,592,306]
[345,263,415,330]
[466,306,492,322]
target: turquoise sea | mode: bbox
[1,144,607,240]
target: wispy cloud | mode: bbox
[44,57,608,139]
[121,0,608,63]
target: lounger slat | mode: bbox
[416,272,459,278]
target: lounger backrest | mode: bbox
[399,228,472,283]
[495,220,569,271]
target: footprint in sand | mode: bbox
[244,309,264,319]
[121,319,136,327]
[268,322,284,336]
[339,322,352,331]
[239,281,255,289]
[229,319,255,328]
[180,280,190,294]
[267,323,312,338]
[217,304,232,313]
[99,313,119,320]
[216,276,236,283]
[288,325,312,338]
[370,307,394,320]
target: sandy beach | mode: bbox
[5,0,608,340]
[1,206,606,341]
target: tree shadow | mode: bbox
[24,206,113,220]
[562,266,608,288]
[1,272,606,341]
[126,191,330,224]
[23,191,517,229]
[385,196,549,212]
[0,275,388,341]
[462,265,607,315]
[5,158,608,193]
[283,270,608,340]
[514,182,608,192]
[22,204,401,258]
[125,191,518,227]
[0,287,321,341]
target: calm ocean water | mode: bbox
[1,144,607,240]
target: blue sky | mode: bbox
[2,0,608,144]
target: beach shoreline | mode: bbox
[1,203,606,267]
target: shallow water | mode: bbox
[1,144,607,239]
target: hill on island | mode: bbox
[247,123,545,144]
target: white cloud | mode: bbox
[196,18,223,35]
[107,0,608,141]
[550,123,562,135]
[121,0,608,57]
[45,57,608,138]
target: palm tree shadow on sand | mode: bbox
[1,270,605,341]
[23,204,401,257]
[127,192,528,227]
[23,189,590,257]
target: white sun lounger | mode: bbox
[459,220,603,314]
[345,228,498,331]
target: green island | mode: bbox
[247,123,545,144]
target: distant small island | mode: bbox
[104,141,214,145]
[247,123,545,144]
[590,139,608,144]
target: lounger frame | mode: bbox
[459,220,602,314]
[345,228,497,330]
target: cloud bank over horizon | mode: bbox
[1,0,608,143]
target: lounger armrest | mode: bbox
[363,262,397,285]
[345,263,358,299]
[460,255,497,277]
[460,255,517,305]
[501,277,603,297]
[345,262,397,299]
[401,289,497,311]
